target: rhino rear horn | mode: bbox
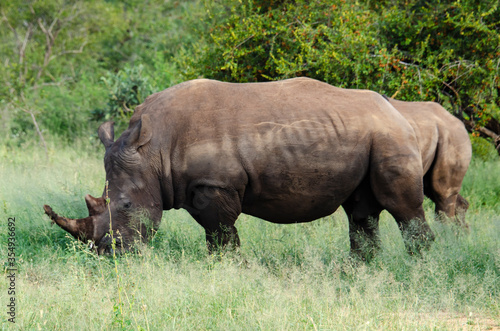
[85,194,106,216]
[98,121,115,149]
[43,205,95,241]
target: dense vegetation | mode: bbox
[186,0,500,154]
[0,0,204,143]
[0,0,499,155]
[0,0,499,329]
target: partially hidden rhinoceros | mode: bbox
[387,98,472,227]
[44,77,434,256]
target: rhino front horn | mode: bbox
[43,205,95,241]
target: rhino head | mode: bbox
[44,115,163,253]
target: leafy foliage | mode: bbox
[0,0,498,156]
[0,0,125,100]
[469,134,498,161]
[92,65,153,124]
[0,0,202,143]
[374,0,500,124]
[184,0,500,154]
[0,0,126,142]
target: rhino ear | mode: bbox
[127,114,152,150]
[98,121,115,149]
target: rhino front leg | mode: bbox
[347,214,381,261]
[433,193,470,229]
[342,178,383,261]
[188,186,242,253]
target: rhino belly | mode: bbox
[242,196,343,223]
[241,164,365,223]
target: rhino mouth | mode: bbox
[95,234,124,255]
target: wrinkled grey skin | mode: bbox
[45,78,434,256]
[388,98,472,227]
[343,98,472,257]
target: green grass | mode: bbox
[1,143,499,330]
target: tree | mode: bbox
[185,0,500,155]
[374,0,500,154]
[0,0,126,144]
[0,0,203,144]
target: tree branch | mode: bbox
[477,126,500,141]
[36,18,55,82]
[478,126,500,155]
[16,23,34,85]
[1,9,20,46]
[465,119,500,156]
[441,80,461,105]
[20,107,48,159]
[30,77,72,90]
[49,39,88,61]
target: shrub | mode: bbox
[92,65,153,125]
[183,0,500,154]
[470,135,498,161]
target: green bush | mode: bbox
[470,134,498,161]
[374,0,500,124]
[92,65,153,125]
[1,76,107,146]
[185,0,499,128]
[0,0,202,145]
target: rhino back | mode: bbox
[136,78,419,222]
[389,99,470,174]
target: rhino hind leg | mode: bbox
[369,158,435,255]
[455,194,469,228]
[342,178,383,261]
[188,186,242,253]
[424,168,470,229]
[424,129,471,228]
[432,193,470,230]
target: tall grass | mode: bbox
[0,144,499,330]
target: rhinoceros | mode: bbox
[44,78,434,256]
[387,98,472,227]
[341,98,472,254]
